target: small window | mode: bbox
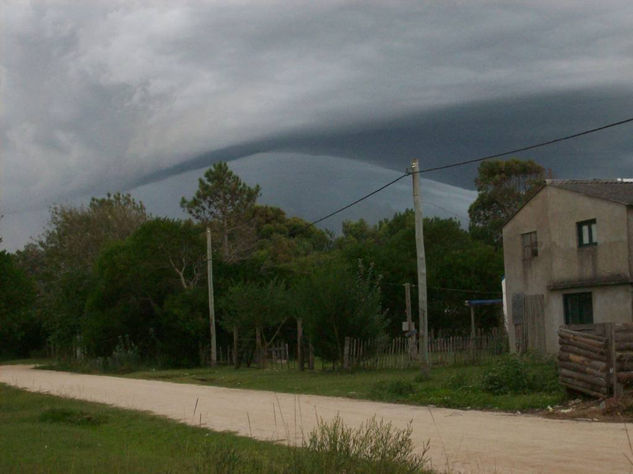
[577,219,597,247]
[521,231,538,259]
[564,292,593,325]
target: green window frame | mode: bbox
[563,292,593,325]
[577,219,597,247]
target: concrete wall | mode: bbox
[503,186,633,353]
[547,187,630,285]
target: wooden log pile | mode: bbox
[558,323,633,398]
[558,327,609,398]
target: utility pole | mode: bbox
[207,226,217,367]
[411,159,430,371]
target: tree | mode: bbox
[181,162,261,262]
[293,259,387,364]
[41,193,148,271]
[220,279,289,368]
[33,193,148,356]
[83,218,205,362]
[468,159,546,246]
[337,212,504,335]
[250,205,332,266]
[0,251,40,357]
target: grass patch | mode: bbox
[39,353,566,412]
[109,354,566,412]
[0,383,432,473]
[39,408,108,427]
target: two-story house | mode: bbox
[503,179,633,354]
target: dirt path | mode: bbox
[1,365,632,473]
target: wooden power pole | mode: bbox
[411,159,430,371]
[207,226,217,367]
[404,283,417,359]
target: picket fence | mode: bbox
[343,329,507,369]
[215,329,507,370]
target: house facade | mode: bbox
[503,179,633,354]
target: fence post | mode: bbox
[233,326,239,369]
[309,341,315,370]
[343,337,351,371]
[297,318,304,372]
[608,323,622,398]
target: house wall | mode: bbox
[546,286,633,348]
[503,186,633,354]
[547,187,630,285]
[503,188,552,352]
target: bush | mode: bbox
[303,415,428,473]
[370,379,415,400]
[481,354,559,395]
[39,408,108,427]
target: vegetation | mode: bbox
[115,354,565,412]
[468,158,546,246]
[3,158,551,376]
[0,383,432,473]
[0,251,39,358]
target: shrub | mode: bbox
[481,354,560,395]
[303,415,428,473]
[370,379,415,399]
[39,408,108,426]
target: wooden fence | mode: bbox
[216,343,293,370]
[558,323,633,398]
[215,330,508,371]
[344,330,507,370]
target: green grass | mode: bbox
[119,354,566,412]
[0,383,432,473]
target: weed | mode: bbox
[39,408,107,426]
[197,442,241,474]
[413,372,431,384]
[304,414,429,473]
[481,354,560,395]
[370,379,415,399]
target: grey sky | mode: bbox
[2,1,633,250]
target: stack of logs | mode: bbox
[558,327,609,398]
[558,323,633,398]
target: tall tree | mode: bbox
[83,218,205,361]
[181,162,261,262]
[468,159,546,246]
[0,251,40,357]
[41,192,148,271]
[34,193,148,356]
[293,259,387,364]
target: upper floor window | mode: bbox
[521,231,538,259]
[577,219,597,247]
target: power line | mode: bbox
[416,116,633,174]
[308,173,409,226]
[305,115,633,227]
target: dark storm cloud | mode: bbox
[3,1,633,249]
[136,86,633,190]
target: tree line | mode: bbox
[0,159,545,368]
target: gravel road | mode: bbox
[1,364,631,473]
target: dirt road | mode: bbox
[1,365,631,473]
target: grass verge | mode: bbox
[110,354,566,412]
[0,383,432,473]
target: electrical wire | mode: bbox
[415,116,633,174]
[308,173,409,226]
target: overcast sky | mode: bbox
[3,1,633,250]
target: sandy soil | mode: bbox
[1,365,632,473]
